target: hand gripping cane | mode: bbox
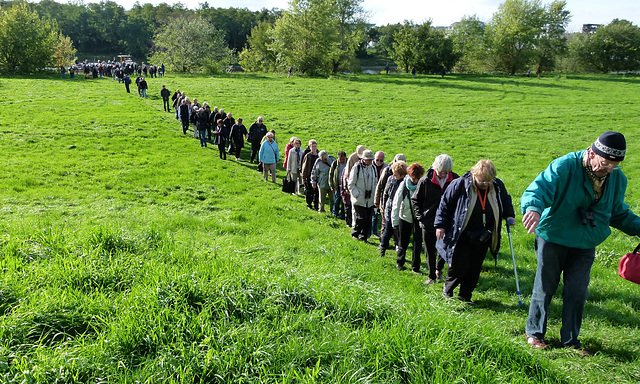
[506,219,523,307]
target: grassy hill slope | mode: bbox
[0,73,639,383]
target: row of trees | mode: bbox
[0,0,280,60]
[373,0,640,75]
[1,0,639,75]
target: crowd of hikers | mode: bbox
[163,84,520,306]
[61,59,165,81]
[115,76,639,356]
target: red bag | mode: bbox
[619,243,640,284]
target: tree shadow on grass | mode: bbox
[342,73,591,92]
[565,73,640,84]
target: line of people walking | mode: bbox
[152,86,640,356]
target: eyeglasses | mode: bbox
[474,178,493,186]
[597,158,620,170]
[375,159,384,163]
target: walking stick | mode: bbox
[506,219,523,307]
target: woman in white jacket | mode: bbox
[392,163,425,273]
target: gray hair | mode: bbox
[432,154,453,173]
[393,153,406,163]
[319,150,328,159]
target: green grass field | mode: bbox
[1,72,639,383]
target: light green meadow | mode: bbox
[0,72,639,383]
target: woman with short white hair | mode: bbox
[259,132,279,182]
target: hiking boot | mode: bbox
[572,347,593,357]
[379,247,386,257]
[566,344,592,356]
[526,334,548,350]
[396,264,406,271]
[424,278,436,285]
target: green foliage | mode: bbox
[197,5,281,53]
[149,15,234,73]
[413,24,459,73]
[239,21,278,72]
[574,19,640,73]
[450,16,488,73]
[486,0,570,74]
[531,0,571,74]
[249,0,367,74]
[392,22,418,73]
[392,21,458,74]
[486,0,545,74]
[53,33,77,67]
[366,23,402,60]
[0,1,59,74]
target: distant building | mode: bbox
[582,24,602,34]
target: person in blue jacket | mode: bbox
[435,160,515,303]
[521,131,640,355]
[259,132,280,183]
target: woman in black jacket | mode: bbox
[411,154,459,284]
[229,118,247,161]
[434,160,515,304]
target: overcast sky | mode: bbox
[48,0,638,33]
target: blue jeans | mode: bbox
[525,236,595,347]
[198,130,207,147]
[332,191,344,218]
[370,211,381,237]
[140,89,147,98]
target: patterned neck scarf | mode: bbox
[583,146,607,202]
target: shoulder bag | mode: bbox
[619,242,640,284]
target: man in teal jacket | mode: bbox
[521,131,640,355]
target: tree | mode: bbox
[392,21,458,74]
[149,15,233,73]
[367,24,402,60]
[575,19,640,73]
[120,14,154,59]
[413,23,459,73]
[392,22,418,73]
[331,0,368,72]
[450,16,487,73]
[532,0,571,74]
[265,0,367,74]
[485,0,570,74]
[238,21,277,72]
[54,33,77,67]
[486,0,546,74]
[0,2,60,74]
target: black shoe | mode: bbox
[396,264,406,271]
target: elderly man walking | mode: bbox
[349,150,378,242]
[312,150,336,213]
[521,131,640,355]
